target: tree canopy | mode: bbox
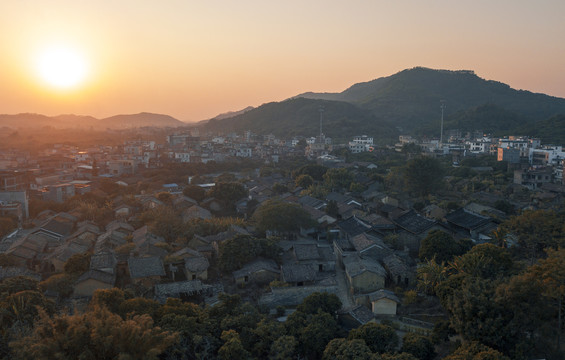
[252,199,315,235]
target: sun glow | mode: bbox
[35,46,88,89]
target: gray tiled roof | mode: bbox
[344,255,386,278]
[154,280,203,302]
[76,269,116,285]
[90,252,117,271]
[293,244,320,261]
[281,264,317,283]
[368,289,400,303]
[184,256,210,272]
[445,208,491,230]
[393,210,436,234]
[348,305,375,325]
[350,233,379,252]
[128,256,166,278]
[232,258,279,279]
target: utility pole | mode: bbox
[440,100,446,146]
[319,105,324,140]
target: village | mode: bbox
[0,125,564,358]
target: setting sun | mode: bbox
[35,46,88,89]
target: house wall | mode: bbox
[235,269,279,286]
[349,271,385,294]
[372,298,397,315]
[185,269,208,281]
[74,279,113,297]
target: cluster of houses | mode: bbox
[1,126,565,327]
[0,152,506,325]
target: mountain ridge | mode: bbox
[0,112,187,130]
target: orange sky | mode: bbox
[1,0,564,122]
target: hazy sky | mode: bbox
[1,0,564,122]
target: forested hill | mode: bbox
[201,97,399,144]
[298,67,565,135]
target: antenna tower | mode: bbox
[319,105,324,139]
[440,100,446,145]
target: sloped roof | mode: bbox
[76,269,116,285]
[348,305,375,325]
[337,216,372,237]
[233,258,279,279]
[0,266,41,281]
[368,289,400,303]
[48,242,90,263]
[382,254,410,276]
[293,244,321,261]
[350,233,380,252]
[298,195,326,210]
[128,256,166,278]
[445,208,492,230]
[90,252,117,270]
[281,264,317,283]
[393,210,436,234]
[154,280,203,302]
[343,255,386,278]
[40,218,74,238]
[184,256,210,273]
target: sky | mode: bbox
[1,0,564,122]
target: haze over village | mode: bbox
[1,1,565,360]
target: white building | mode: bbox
[174,152,191,163]
[349,135,374,153]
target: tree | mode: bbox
[10,306,178,360]
[216,173,236,183]
[250,318,286,358]
[39,273,74,298]
[501,210,565,262]
[182,184,206,202]
[417,258,448,295]
[0,276,40,296]
[252,199,315,235]
[63,252,91,275]
[299,311,340,359]
[419,230,470,263]
[380,353,418,360]
[156,191,174,205]
[141,206,183,243]
[217,235,280,272]
[272,183,289,195]
[402,143,422,155]
[348,322,398,354]
[444,342,510,360]
[526,248,565,352]
[448,243,514,280]
[295,174,314,189]
[404,157,445,197]
[208,182,248,209]
[90,288,126,314]
[323,168,354,191]
[217,330,250,360]
[322,338,373,360]
[269,335,298,360]
[293,164,328,182]
[401,333,435,360]
[326,200,339,218]
[297,292,342,316]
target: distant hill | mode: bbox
[98,112,186,129]
[518,114,565,145]
[298,67,565,134]
[201,97,399,143]
[210,106,255,121]
[0,112,186,130]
